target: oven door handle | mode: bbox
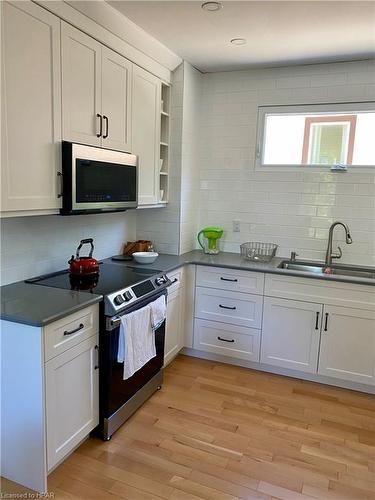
[106,316,122,331]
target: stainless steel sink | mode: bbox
[278,260,375,280]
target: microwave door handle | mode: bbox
[96,114,102,138]
[103,115,109,139]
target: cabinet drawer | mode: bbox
[196,266,264,295]
[265,273,375,311]
[44,305,99,361]
[167,267,184,294]
[195,287,263,329]
[194,319,260,362]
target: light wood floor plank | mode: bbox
[2,354,374,500]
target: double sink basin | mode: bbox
[278,260,375,280]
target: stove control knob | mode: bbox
[114,294,125,306]
[123,290,133,301]
[155,276,166,286]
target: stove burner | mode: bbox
[69,273,99,291]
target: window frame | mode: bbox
[255,101,375,172]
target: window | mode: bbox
[256,102,375,168]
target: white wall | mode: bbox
[199,59,375,265]
[0,211,136,285]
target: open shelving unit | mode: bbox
[159,83,170,203]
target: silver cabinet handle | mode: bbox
[218,336,235,343]
[219,304,236,310]
[96,113,102,138]
[63,323,84,336]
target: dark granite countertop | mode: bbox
[2,250,374,327]
[0,282,102,327]
[108,250,375,287]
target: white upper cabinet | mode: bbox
[132,65,161,206]
[101,47,132,152]
[261,297,323,373]
[1,1,62,213]
[318,305,375,385]
[61,22,102,147]
[61,22,132,152]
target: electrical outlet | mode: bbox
[233,220,241,232]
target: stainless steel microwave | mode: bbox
[60,142,137,215]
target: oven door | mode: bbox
[61,142,137,215]
[99,291,166,433]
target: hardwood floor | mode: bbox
[2,354,375,499]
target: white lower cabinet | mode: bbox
[165,270,185,366]
[261,297,323,373]
[193,270,263,363]
[194,319,260,362]
[45,334,99,471]
[318,305,375,385]
[193,266,374,392]
[0,304,99,492]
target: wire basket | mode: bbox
[240,242,278,262]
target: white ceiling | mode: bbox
[108,1,375,72]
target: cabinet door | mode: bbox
[45,335,99,471]
[61,22,102,146]
[318,305,375,385]
[1,1,61,212]
[102,47,132,152]
[261,297,322,373]
[165,288,184,365]
[132,66,161,205]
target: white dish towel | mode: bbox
[150,295,167,330]
[117,304,156,380]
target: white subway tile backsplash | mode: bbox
[198,60,375,265]
[276,76,311,89]
[1,212,136,285]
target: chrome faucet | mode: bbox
[325,221,353,267]
[290,251,299,262]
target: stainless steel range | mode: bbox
[26,263,172,440]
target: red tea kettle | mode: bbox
[69,239,100,276]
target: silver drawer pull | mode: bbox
[63,323,84,336]
[219,304,236,310]
[218,336,235,343]
[220,277,238,282]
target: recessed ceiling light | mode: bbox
[201,2,223,12]
[230,38,247,46]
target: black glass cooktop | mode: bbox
[26,263,161,295]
